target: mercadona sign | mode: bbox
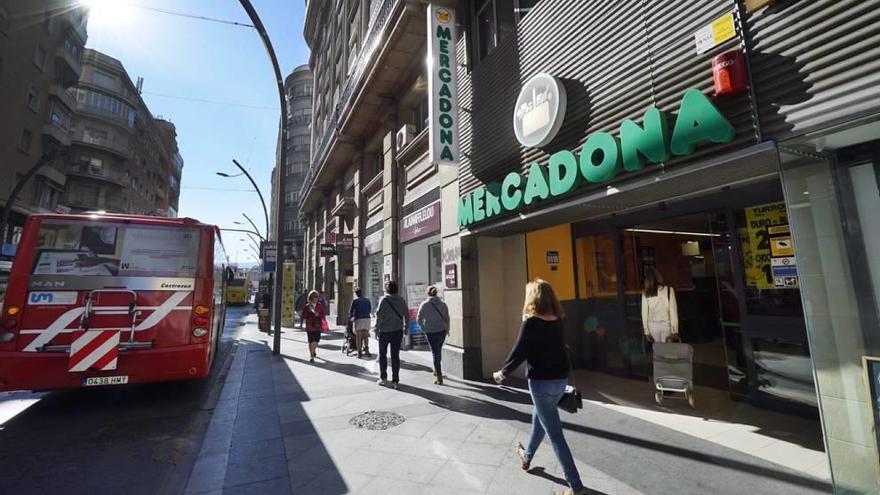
[458,89,736,229]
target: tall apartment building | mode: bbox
[66,48,181,216]
[0,0,88,239]
[273,65,312,277]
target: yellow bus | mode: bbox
[226,277,248,306]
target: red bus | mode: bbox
[0,213,228,391]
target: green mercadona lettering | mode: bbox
[458,89,736,229]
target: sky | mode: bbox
[82,0,310,267]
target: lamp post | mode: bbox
[0,151,61,244]
[216,158,269,237]
[220,227,265,242]
[237,0,288,355]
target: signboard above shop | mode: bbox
[401,201,441,243]
[427,4,460,167]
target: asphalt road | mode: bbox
[0,305,251,495]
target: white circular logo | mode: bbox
[513,73,567,148]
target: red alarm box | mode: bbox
[713,50,749,96]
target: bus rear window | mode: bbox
[32,222,200,277]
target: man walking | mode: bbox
[349,287,372,358]
[375,281,408,388]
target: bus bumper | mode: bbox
[0,343,212,392]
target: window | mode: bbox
[83,127,108,146]
[285,191,299,206]
[34,179,61,210]
[18,128,33,154]
[411,96,430,134]
[50,102,72,130]
[91,69,116,89]
[26,85,40,112]
[474,0,541,62]
[33,45,46,70]
[64,37,81,60]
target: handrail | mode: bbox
[299,0,400,204]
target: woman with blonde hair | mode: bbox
[493,279,586,495]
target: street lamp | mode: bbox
[220,227,265,242]
[215,159,269,238]
[237,0,288,355]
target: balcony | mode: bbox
[67,162,127,187]
[72,131,131,160]
[300,0,425,210]
[66,194,126,213]
[54,45,82,88]
[49,84,76,111]
[59,8,89,44]
[42,123,71,147]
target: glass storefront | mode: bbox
[401,234,443,336]
[572,181,817,413]
[362,252,383,313]
[779,140,880,493]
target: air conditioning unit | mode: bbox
[396,124,416,150]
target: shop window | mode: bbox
[18,128,33,154]
[26,85,40,112]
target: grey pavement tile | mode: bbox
[361,432,421,455]
[229,437,285,464]
[342,449,401,476]
[382,455,447,484]
[453,441,510,466]
[466,422,520,446]
[283,432,322,456]
[385,418,437,438]
[224,452,289,488]
[223,476,290,495]
[297,468,372,495]
[486,467,557,495]
[357,476,425,495]
[392,403,450,421]
[318,427,377,451]
[428,460,500,492]
[232,415,282,443]
[184,453,228,495]
[277,404,310,424]
[424,419,478,442]
[403,438,464,460]
[420,486,483,495]
[236,395,279,415]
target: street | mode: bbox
[0,306,252,495]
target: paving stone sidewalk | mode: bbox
[184,315,642,495]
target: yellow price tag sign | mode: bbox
[711,12,736,46]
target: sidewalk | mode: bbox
[184,315,832,495]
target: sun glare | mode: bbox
[81,0,135,29]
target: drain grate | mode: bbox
[349,411,406,431]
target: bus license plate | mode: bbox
[83,376,129,387]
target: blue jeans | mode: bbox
[425,332,446,375]
[526,379,584,492]
[378,331,402,382]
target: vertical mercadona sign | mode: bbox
[427,4,459,166]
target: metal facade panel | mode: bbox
[747,0,880,140]
[457,0,759,197]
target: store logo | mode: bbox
[514,74,567,148]
[435,8,451,23]
[458,89,736,229]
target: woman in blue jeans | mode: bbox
[493,279,586,495]
[417,286,450,385]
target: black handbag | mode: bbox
[558,344,583,414]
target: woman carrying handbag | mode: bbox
[492,279,587,495]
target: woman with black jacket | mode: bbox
[493,279,586,495]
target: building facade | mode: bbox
[275,65,312,278]
[0,0,88,239]
[301,1,880,492]
[66,48,181,216]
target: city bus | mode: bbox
[225,275,248,306]
[0,213,228,391]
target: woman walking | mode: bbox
[417,286,449,385]
[300,290,326,363]
[493,279,586,495]
[641,267,679,343]
[349,287,372,358]
[375,280,408,388]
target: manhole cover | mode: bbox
[349,411,406,430]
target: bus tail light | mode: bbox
[5,305,21,317]
[192,328,208,338]
[1,331,15,343]
[192,316,209,326]
[194,305,210,316]
[2,318,18,330]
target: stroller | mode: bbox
[341,318,357,356]
[653,342,695,408]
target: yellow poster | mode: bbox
[744,202,789,289]
[281,262,296,327]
